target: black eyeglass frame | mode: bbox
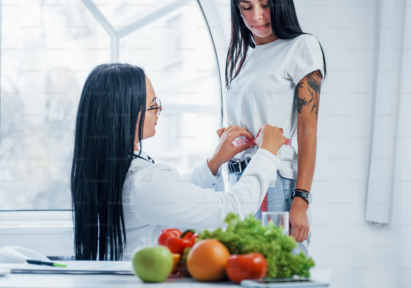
[146,97,162,115]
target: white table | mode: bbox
[0,269,331,287]
[0,274,239,287]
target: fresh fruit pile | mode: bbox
[132,212,315,283]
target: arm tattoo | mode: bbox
[295,70,322,117]
[295,81,312,114]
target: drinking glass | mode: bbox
[261,211,289,236]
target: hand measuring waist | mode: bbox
[232,127,291,147]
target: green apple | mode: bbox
[132,246,173,282]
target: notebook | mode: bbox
[0,261,134,275]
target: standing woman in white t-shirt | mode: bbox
[225,0,327,257]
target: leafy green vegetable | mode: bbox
[197,212,315,278]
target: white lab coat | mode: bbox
[121,149,281,260]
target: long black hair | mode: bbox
[226,0,327,88]
[71,63,147,260]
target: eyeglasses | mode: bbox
[146,97,162,115]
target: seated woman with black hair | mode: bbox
[71,63,286,261]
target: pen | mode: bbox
[26,259,67,267]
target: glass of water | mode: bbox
[261,212,289,236]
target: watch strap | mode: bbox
[292,190,311,204]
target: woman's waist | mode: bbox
[232,145,297,162]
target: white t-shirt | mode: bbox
[225,34,325,180]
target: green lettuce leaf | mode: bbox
[197,212,315,278]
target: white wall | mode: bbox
[212,1,411,288]
[1,1,410,287]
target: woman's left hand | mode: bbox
[289,197,310,242]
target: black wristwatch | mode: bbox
[291,189,312,205]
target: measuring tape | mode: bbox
[234,138,292,147]
[231,128,291,215]
[261,132,290,213]
[261,194,268,212]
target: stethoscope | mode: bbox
[130,152,155,164]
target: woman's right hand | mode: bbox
[207,125,255,175]
[254,124,286,156]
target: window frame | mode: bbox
[0,0,224,223]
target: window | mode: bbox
[0,0,222,210]
[166,15,183,63]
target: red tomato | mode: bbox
[158,228,182,246]
[226,253,267,284]
[166,237,194,255]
